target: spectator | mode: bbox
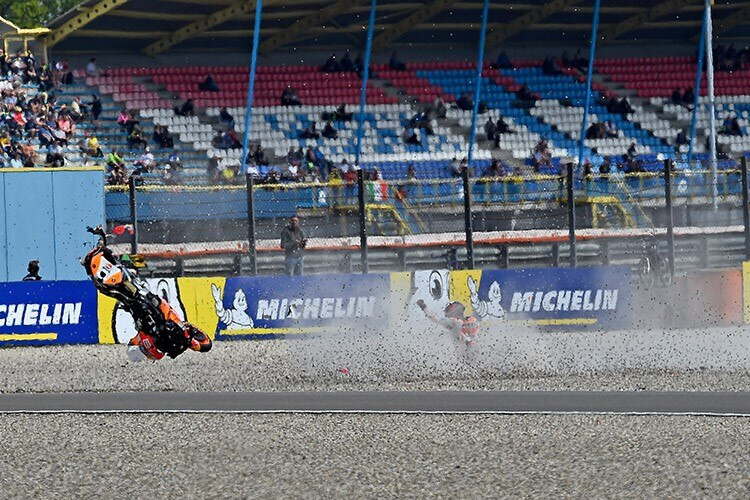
[531,138,552,171]
[403,127,421,145]
[153,125,174,148]
[208,155,221,183]
[450,157,462,177]
[542,56,561,76]
[69,97,84,121]
[484,117,497,142]
[604,121,618,138]
[22,260,41,281]
[280,216,307,276]
[340,51,354,72]
[167,151,182,171]
[582,158,593,178]
[302,122,320,139]
[495,51,513,70]
[127,125,148,149]
[90,94,102,122]
[389,51,406,71]
[353,53,364,76]
[482,159,505,178]
[496,115,512,134]
[617,97,634,115]
[407,164,417,180]
[456,93,473,111]
[432,95,447,119]
[198,74,220,92]
[675,130,688,146]
[252,144,269,166]
[219,107,235,128]
[283,162,302,182]
[671,88,684,105]
[682,87,695,107]
[322,120,338,140]
[334,104,353,122]
[516,84,536,103]
[599,156,612,175]
[85,58,99,78]
[174,98,194,117]
[57,113,75,138]
[106,148,125,171]
[45,141,65,167]
[342,162,358,184]
[133,147,155,175]
[720,115,743,136]
[321,53,341,73]
[280,87,301,106]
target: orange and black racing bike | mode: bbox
[82,226,212,361]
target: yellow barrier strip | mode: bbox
[507,318,599,326]
[220,327,331,336]
[0,333,58,341]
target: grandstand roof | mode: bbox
[44,0,750,57]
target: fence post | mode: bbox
[246,173,257,275]
[128,175,138,255]
[566,162,577,267]
[357,169,368,273]
[664,159,675,278]
[741,157,750,260]
[462,166,475,270]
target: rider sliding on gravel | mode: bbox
[416,299,479,347]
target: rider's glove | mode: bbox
[416,299,427,311]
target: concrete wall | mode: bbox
[0,167,105,282]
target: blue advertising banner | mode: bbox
[0,280,98,346]
[449,266,630,327]
[213,273,391,339]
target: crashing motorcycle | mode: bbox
[82,226,212,361]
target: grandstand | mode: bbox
[1,0,749,272]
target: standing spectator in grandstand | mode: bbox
[322,120,338,140]
[69,97,83,121]
[675,130,688,146]
[199,74,220,92]
[542,56,561,76]
[127,125,148,149]
[153,125,174,148]
[208,155,221,183]
[456,93,473,111]
[117,107,134,132]
[494,51,513,70]
[85,58,99,78]
[389,51,406,71]
[682,87,695,108]
[57,112,75,138]
[626,142,637,161]
[252,144,269,166]
[343,162,358,184]
[174,98,195,117]
[432,95,447,119]
[407,164,417,181]
[87,132,104,158]
[219,107,235,129]
[321,53,341,73]
[531,138,552,172]
[22,260,42,281]
[281,215,307,276]
[599,156,612,175]
[516,84,536,104]
[617,97,634,116]
[403,127,421,145]
[582,158,593,178]
[671,88,684,106]
[0,49,7,75]
[484,117,497,143]
[334,104,353,122]
[281,86,302,107]
[90,94,102,122]
[340,51,354,72]
[46,141,65,167]
[302,121,320,139]
[496,115,512,135]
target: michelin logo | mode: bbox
[212,284,253,329]
[468,276,505,320]
[510,289,618,313]
[257,297,376,320]
[0,303,81,327]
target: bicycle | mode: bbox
[637,238,672,288]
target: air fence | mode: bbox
[105,157,750,277]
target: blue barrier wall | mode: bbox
[0,168,104,282]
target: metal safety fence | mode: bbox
[105,158,750,277]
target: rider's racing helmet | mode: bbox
[444,301,466,319]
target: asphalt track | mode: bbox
[1,391,750,415]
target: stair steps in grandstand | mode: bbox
[392,200,425,234]
[366,204,412,236]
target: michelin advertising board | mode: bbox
[405,267,630,328]
[0,281,98,346]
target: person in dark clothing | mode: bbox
[219,107,235,128]
[484,117,497,142]
[334,104,352,121]
[322,120,338,139]
[516,84,536,103]
[496,116,512,134]
[542,56,561,76]
[280,216,307,276]
[457,93,473,111]
[89,94,102,122]
[353,53,364,76]
[671,88,683,105]
[599,156,612,174]
[682,87,695,106]
[389,51,406,71]
[302,122,320,139]
[198,74,220,92]
[340,51,354,72]
[675,130,688,145]
[174,99,194,117]
[22,260,41,281]
[495,51,513,69]
[321,53,341,73]
[281,87,302,106]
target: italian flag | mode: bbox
[367,180,389,202]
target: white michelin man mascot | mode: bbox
[467,276,506,320]
[211,284,254,329]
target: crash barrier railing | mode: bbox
[2,264,746,347]
[105,158,750,276]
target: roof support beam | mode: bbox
[46,0,130,48]
[600,0,697,44]
[701,5,750,40]
[484,0,584,46]
[372,0,459,50]
[258,0,362,55]
[142,0,269,57]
